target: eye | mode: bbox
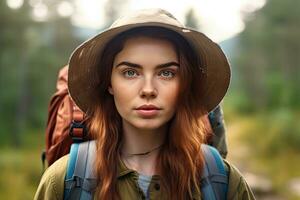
[123,69,138,78]
[159,70,176,78]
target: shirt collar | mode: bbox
[117,157,136,178]
[116,157,201,198]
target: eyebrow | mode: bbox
[115,61,180,69]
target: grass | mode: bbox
[0,131,45,200]
[225,110,300,200]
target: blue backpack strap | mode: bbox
[64,141,227,200]
[201,144,228,200]
[64,141,97,200]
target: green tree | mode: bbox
[0,1,79,147]
[233,0,300,111]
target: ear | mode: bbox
[108,86,114,95]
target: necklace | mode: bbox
[121,144,163,157]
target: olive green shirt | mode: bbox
[34,155,255,200]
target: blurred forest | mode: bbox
[0,0,299,199]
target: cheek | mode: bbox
[114,88,131,105]
[161,81,180,107]
[112,90,129,117]
[111,79,136,111]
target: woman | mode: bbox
[35,8,255,200]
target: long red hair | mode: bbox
[87,27,209,199]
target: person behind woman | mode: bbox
[35,8,255,200]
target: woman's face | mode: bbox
[109,36,180,131]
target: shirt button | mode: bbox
[154,183,160,190]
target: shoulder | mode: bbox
[224,160,256,200]
[34,155,69,200]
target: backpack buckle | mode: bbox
[69,121,87,142]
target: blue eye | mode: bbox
[159,70,175,78]
[123,70,138,78]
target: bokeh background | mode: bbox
[0,0,299,199]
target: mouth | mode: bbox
[136,104,161,110]
[135,104,162,117]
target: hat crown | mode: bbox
[110,8,184,29]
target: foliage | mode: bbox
[224,111,300,199]
[0,131,44,200]
[0,1,81,147]
[236,110,300,156]
[231,0,300,112]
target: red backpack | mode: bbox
[43,66,223,166]
[44,65,91,166]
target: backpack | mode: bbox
[43,66,90,166]
[63,140,228,200]
[43,65,227,167]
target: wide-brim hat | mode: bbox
[68,8,231,115]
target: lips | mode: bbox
[136,104,161,110]
[135,104,161,117]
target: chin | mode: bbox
[135,124,163,131]
[133,120,167,131]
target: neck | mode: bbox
[120,120,168,175]
[121,122,167,155]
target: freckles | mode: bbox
[113,82,138,102]
[160,80,179,92]
[118,81,138,93]
[161,85,179,102]
[114,88,129,100]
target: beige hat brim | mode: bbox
[68,22,231,114]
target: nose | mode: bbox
[139,76,157,99]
